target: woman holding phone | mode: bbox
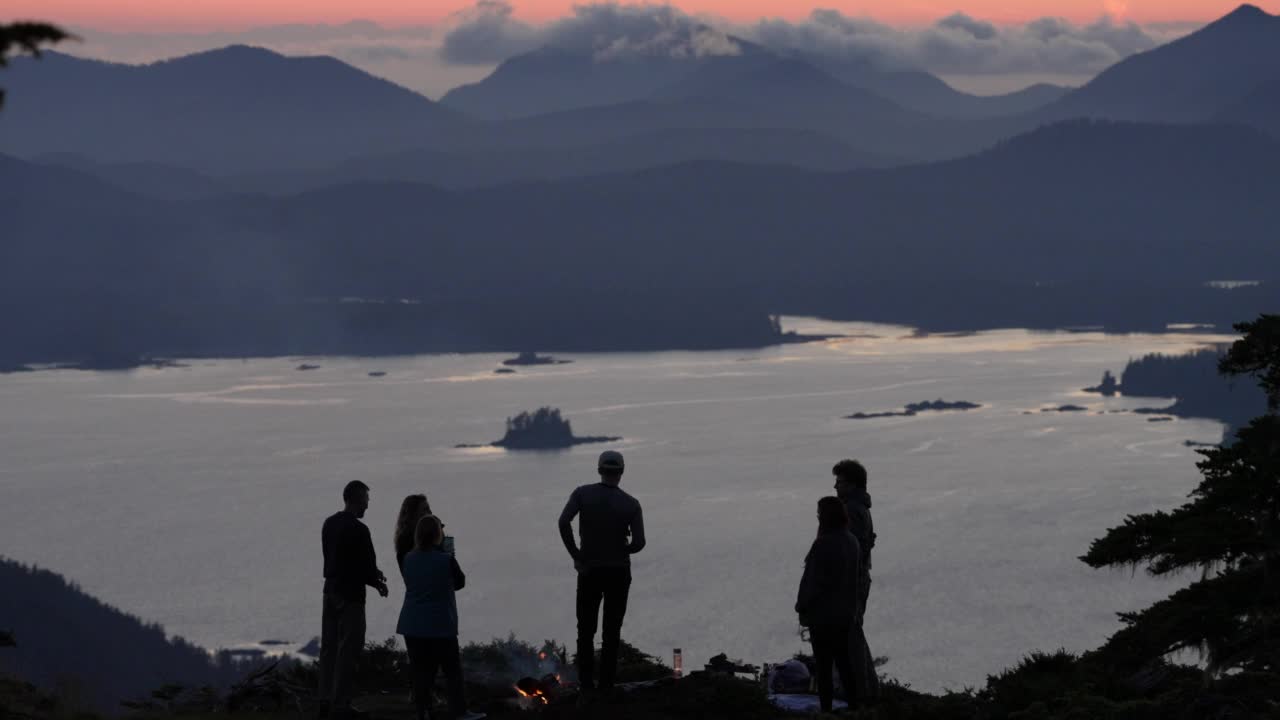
[397,515,483,720]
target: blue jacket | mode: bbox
[396,549,465,638]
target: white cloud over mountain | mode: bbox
[439,1,1192,75]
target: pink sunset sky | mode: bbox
[7,0,1273,30]
[10,0,1276,98]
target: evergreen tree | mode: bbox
[1082,314,1280,675]
[0,22,70,109]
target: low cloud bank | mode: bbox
[439,1,1196,76]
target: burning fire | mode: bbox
[515,676,554,705]
[515,686,548,705]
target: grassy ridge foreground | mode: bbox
[8,635,1280,720]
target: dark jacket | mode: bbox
[396,548,466,638]
[322,511,383,602]
[842,491,875,574]
[795,529,862,627]
[558,482,645,570]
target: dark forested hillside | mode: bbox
[4,120,1280,363]
[0,557,247,712]
[1118,349,1270,432]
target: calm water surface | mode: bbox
[0,320,1233,690]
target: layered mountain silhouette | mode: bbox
[0,46,469,172]
[4,118,1279,364]
[35,128,894,199]
[3,4,1280,362]
[440,39,776,120]
[441,37,1027,160]
[787,53,1070,119]
[1040,4,1280,125]
[443,33,1070,122]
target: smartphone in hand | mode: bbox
[441,535,456,557]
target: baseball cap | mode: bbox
[597,450,625,472]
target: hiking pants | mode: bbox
[575,566,632,689]
[851,577,880,701]
[404,636,466,720]
[810,622,856,712]
[319,593,366,708]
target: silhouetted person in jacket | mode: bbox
[397,515,484,720]
[833,459,879,702]
[795,496,862,713]
[558,450,645,693]
[319,481,389,718]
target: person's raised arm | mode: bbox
[558,488,583,563]
[627,505,646,555]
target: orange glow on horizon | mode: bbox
[5,0,1275,31]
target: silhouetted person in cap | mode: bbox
[833,459,879,702]
[558,450,645,693]
[319,480,389,718]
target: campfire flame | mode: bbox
[515,686,549,705]
[515,676,552,705]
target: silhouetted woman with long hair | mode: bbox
[397,515,481,720]
[394,494,432,573]
[795,496,863,712]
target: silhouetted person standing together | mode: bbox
[833,459,879,702]
[320,481,389,718]
[558,450,645,693]
[796,497,862,713]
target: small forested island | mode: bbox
[501,352,572,366]
[493,368,516,374]
[1082,370,1118,396]
[457,407,620,450]
[295,363,320,371]
[1092,348,1269,438]
[846,399,982,419]
[1041,404,1088,413]
[367,371,386,377]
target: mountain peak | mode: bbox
[169,45,285,66]
[1209,4,1275,28]
[1226,4,1268,19]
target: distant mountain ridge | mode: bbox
[442,34,1070,122]
[36,127,897,198]
[0,46,469,172]
[1041,4,1280,125]
[791,53,1071,119]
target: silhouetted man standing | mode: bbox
[833,459,880,703]
[320,480,389,718]
[559,451,646,693]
